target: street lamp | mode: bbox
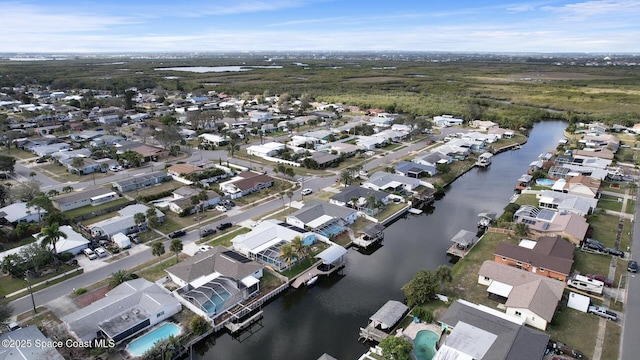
[25,270,37,315]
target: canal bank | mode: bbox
[194,120,569,360]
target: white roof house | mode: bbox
[90,204,163,237]
[246,142,286,158]
[35,225,90,255]
[362,171,427,193]
[232,219,319,257]
[198,133,226,146]
[0,202,46,223]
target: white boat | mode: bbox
[476,152,493,167]
[306,276,319,286]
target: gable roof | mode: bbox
[0,326,65,360]
[52,185,113,205]
[0,202,46,222]
[168,163,203,175]
[232,173,274,191]
[395,160,436,176]
[494,236,574,276]
[288,200,356,225]
[479,261,565,322]
[329,185,387,204]
[438,300,549,360]
[166,246,263,284]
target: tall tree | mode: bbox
[435,265,453,292]
[379,336,413,360]
[0,299,13,327]
[62,185,74,193]
[39,222,67,256]
[0,155,16,173]
[170,239,183,263]
[339,168,354,186]
[134,212,146,231]
[151,241,165,258]
[155,125,183,150]
[290,236,308,260]
[279,243,296,267]
[401,269,439,307]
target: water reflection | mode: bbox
[195,120,568,360]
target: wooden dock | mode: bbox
[225,310,264,333]
[291,261,344,288]
[358,324,389,343]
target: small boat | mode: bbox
[408,208,423,215]
[476,152,493,167]
[306,276,318,286]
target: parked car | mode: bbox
[301,188,313,196]
[586,274,614,287]
[217,222,232,231]
[584,238,604,248]
[588,305,618,321]
[606,248,625,258]
[8,322,22,331]
[168,230,186,238]
[200,228,217,237]
[583,242,605,252]
[628,260,638,273]
[222,200,236,208]
[83,248,97,260]
[94,247,108,258]
[215,204,227,212]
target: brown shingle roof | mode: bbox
[494,237,574,276]
[167,163,203,175]
[233,174,274,191]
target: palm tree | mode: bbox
[134,212,146,231]
[279,243,296,268]
[290,236,308,260]
[109,269,135,289]
[62,185,74,193]
[339,168,354,187]
[435,265,453,292]
[151,241,165,258]
[515,222,529,237]
[364,193,377,212]
[40,222,67,256]
[170,239,183,263]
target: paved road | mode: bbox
[621,180,640,360]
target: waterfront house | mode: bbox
[493,236,574,281]
[362,171,424,193]
[513,206,588,244]
[436,300,549,360]
[232,220,321,270]
[52,185,118,212]
[572,148,615,161]
[111,171,171,192]
[488,127,515,139]
[0,202,46,224]
[538,190,597,216]
[329,185,389,215]
[478,261,565,330]
[286,200,358,237]
[62,279,181,344]
[471,120,499,131]
[166,246,263,319]
[413,152,452,167]
[394,161,437,178]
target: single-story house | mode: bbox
[62,279,181,344]
[329,185,389,215]
[471,120,499,131]
[494,235,575,281]
[561,175,601,198]
[356,136,387,150]
[89,135,125,147]
[394,161,437,178]
[63,157,105,175]
[286,200,358,237]
[112,171,172,192]
[166,246,263,318]
[35,225,90,255]
[513,206,589,245]
[362,171,424,193]
[488,127,515,139]
[232,220,320,270]
[433,115,464,127]
[478,261,565,330]
[90,204,163,237]
[413,152,452,167]
[31,143,71,157]
[52,185,118,212]
[219,171,274,199]
[198,133,227,146]
[0,326,65,360]
[0,202,46,224]
[131,144,168,162]
[246,142,286,158]
[309,152,340,168]
[167,163,203,177]
[436,300,549,360]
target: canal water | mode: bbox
[195,120,568,360]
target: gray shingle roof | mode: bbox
[165,246,263,284]
[289,200,356,225]
[52,185,113,205]
[330,185,387,204]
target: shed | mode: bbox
[112,233,131,249]
[567,292,590,313]
[369,300,408,330]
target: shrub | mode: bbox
[425,310,434,323]
[75,288,87,295]
[190,316,209,335]
[412,307,427,321]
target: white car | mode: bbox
[301,188,313,196]
[215,204,227,212]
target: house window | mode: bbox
[156,311,164,318]
[515,311,522,316]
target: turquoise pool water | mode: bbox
[127,323,181,357]
[412,330,439,360]
[535,178,555,186]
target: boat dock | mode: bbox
[358,300,408,343]
[359,324,389,343]
[352,223,385,249]
[446,229,478,259]
[291,260,345,288]
[225,310,264,333]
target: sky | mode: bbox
[1,0,639,53]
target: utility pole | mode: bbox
[25,271,37,314]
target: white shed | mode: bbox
[567,291,590,313]
[112,233,131,249]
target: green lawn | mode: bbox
[600,322,622,360]
[515,193,538,207]
[625,199,635,214]
[204,227,251,247]
[136,254,187,281]
[572,249,612,276]
[1,235,38,251]
[375,202,408,222]
[597,194,623,212]
[0,148,37,160]
[587,213,621,248]
[66,197,132,219]
[134,180,182,197]
[1,265,82,299]
[546,300,600,359]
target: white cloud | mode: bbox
[541,0,640,18]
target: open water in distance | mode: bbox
[195,120,569,360]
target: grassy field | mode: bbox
[204,227,251,247]
[515,193,538,207]
[598,194,624,212]
[587,213,622,248]
[134,180,182,197]
[136,253,188,281]
[0,148,37,160]
[66,197,131,219]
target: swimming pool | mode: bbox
[535,178,555,186]
[412,330,439,360]
[127,323,181,357]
